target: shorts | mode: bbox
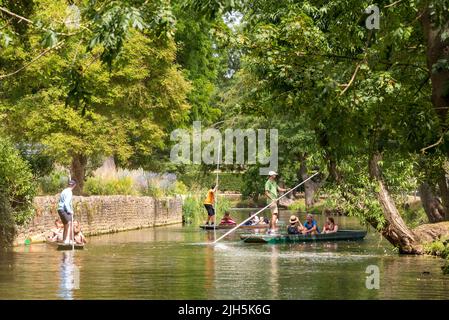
[269,202,279,215]
[58,209,72,225]
[204,204,215,216]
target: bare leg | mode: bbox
[62,223,68,242]
[271,214,277,231]
[64,221,72,243]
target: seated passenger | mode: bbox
[303,213,320,235]
[220,212,237,225]
[287,215,305,235]
[243,213,253,226]
[244,213,260,226]
[73,220,87,244]
[47,218,64,242]
[252,215,260,225]
[322,217,338,234]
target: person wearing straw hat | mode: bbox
[265,170,288,233]
[57,179,77,245]
[287,215,305,235]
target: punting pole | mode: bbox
[214,139,221,239]
[71,212,75,251]
[212,171,320,244]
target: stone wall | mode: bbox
[14,195,183,245]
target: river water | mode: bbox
[0,210,448,299]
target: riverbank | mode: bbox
[14,195,183,246]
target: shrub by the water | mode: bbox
[424,239,449,274]
[424,240,447,257]
[182,195,204,225]
[0,191,15,246]
[182,192,232,225]
[0,137,36,245]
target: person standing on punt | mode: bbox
[265,171,288,234]
[203,184,218,225]
[57,179,77,245]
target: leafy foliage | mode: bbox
[0,136,36,231]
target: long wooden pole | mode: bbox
[71,212,75,251]
[212,172,320,244]
[214,140,221,238]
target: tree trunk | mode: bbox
[420,10,449,126]
[326,155,342,184]
[298,153,319,209]
[419,181,445,223]
[70,154,87,195]
[368,152,421,253]
[413,221,449,243]
[437,172,449,220]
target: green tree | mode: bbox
[211,0,449,252]
[1,0,191,193]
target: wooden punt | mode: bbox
[200,224,270,230]
[46,239,85,250]
[240,230,367,244]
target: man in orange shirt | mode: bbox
[204,184,218,225]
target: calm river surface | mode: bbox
[0,210,448,299]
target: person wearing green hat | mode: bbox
[265,171,288,234]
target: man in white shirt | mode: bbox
[57,180,77,244]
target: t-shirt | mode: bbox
[304,220,319,232]
[265,179,278,204]
[58,188,73,213]
[220,218,236,225]
[204,189,215,205]
[287,225,300,235]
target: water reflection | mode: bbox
[58,251,79,300]
[0,211,448,299]
[269,245,279,298]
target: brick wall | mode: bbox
[14,195,183,245]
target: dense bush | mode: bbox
[425,240,449,259]
[37,169,69,195]
[0,137,36,245]
[179,172,244,192]
[84,176,137,196]
[424,239,449,275]
[0,191,15,246]
[84,169,189,198]
[182,192,231,225]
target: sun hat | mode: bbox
[268,171,277,176]
[289,215,299,224]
